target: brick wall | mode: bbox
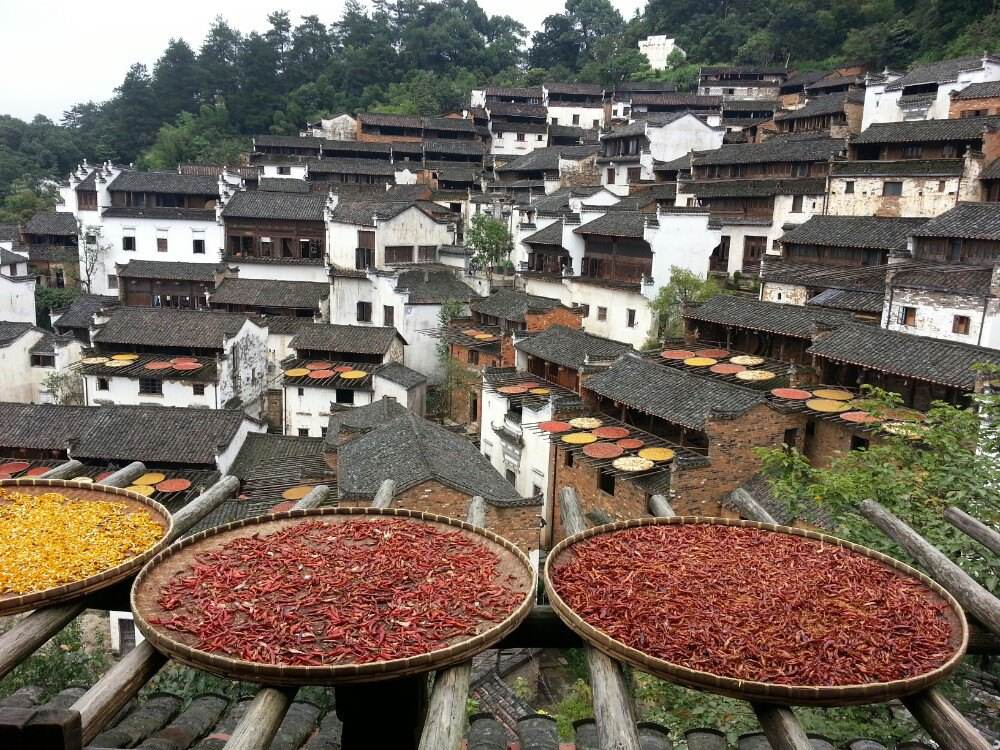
[525,306,583,333]
[949,97,1000,119]
[560,155,600,188]
[803,417,882,468]
[447,344,499,426]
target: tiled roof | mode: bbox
[486,102,547,118]
[761,258,890,292]
[101,206,217,221]
[93,307,252,349]
[522,220,564,246]
[885,55,991,90]
[692,135,844,166]
[890,265,994,295]
[702,65,787,76]
[830,159,965,177]
[423,139,486,157]
[773,92,859,121]
[221,191,327,221]
[289,323,402,355]
[323,139,393,155]
[584,354,767,430]
[954,80,1000,100]
[305,157,395,176]
[852,115,1000,144]
[338,412,527,506]
[496,146,599,173]
[209,278,328,309]
[514,325,633,370]
[23,211,77,236]
[375,361,427,388]
[394,268,477,304]
[77,351,218,382]
[117,259,218,282]
[483,85,543,99]
[981,159,1000,179]
[257,177,311,192]
[808,323,1000,389]
[685,178,826,198]
[531,186,606,213]
[325,396,410,443]
[228,431,325,481]
[0,402,252,465]
[0,247,26,266]
[107,171,220,195]
[26,245,78,263]
[631,93,722,107]
[603,114,686,140]
[0,223,18,242]
[253,133,325,150]
[0,321,35,346]
[573,211,648,238]
[51,294,117,331]
[779,215,928,251]
[805,287,884,314]
[471,289,564,323]
[545,82,603,96]
[329,200,434,227]
[910,202,1000,240]
[357,112,476,133]
[684,295,855,339]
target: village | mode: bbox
[1,4,999,749]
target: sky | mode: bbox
[1,1,645,122]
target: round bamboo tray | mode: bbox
[132,507,536,686]
[0,479,173,616]
[544,516,968,707]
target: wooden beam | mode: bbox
[417,497,487,750]
[39,461,84,480]
[371,479,397,509]
[294,484,330,510]
[727,488,776,524]
[648,494,675,518]
[0,604,84,681]
[859,500,1000,635]
[222,688,298,750]
[560,488,641,750]
[168,476,240,538]
[99,462,146,488]
[902,687,992,750]
[752,705,813,750]
[944,507,1000,557]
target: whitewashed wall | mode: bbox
[84,373,219,408]
[285,384,373,437]
[0,271,36,324]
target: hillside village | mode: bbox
[1,16,1000,750]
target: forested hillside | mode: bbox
[1,0,998,220]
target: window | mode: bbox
[882,181,903,197]
[626,309,636,328]
[505,469,516,484]
[192,383,206,395]
[606,168,615,184]
[193,238,205,254]
[78,191,97,210]
[156,237,168,253]
[107,274,118,290]
[580,303,590,318]
[355,247,374,270]
[385,245,413,264]
[622,106,630,117]
[627,167,641,183]
[336,389,356,404]
[597,306,607,321]
[533,484,542,499]
[791,195,803,212]
[31,354,55,368]
[467,349,480,365]
[550,117,558,125]
[537,134,544,142]
[572,114,580,125]
[902,145,923,158]
[791,163,809,177]
[321,426,328,437]
[97,377,110,391]
[898,306,917,326]
[297,387,304,397]
[516,132,525,142]
[783,428,798,447]
[139,378,163,395]
[844,181,855,194]
[850,435,870,451]
[953,315,971,335]
[259,238,273,257]
[941,144,958,158]
[357,301,372,322]
[598,469,616,496]
[593,119,600,129]
[85,234,96,244]
[277,166,291,175]
[122,236,136,252]
[379,305,393,327]
[298,428,310,436]
[417,245,436,262]
[564,449,574,467]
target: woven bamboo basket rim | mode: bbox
[543,515,969,707]
[131,506,537,686]
[0,478,173,617]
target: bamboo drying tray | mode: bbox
[544,516,968,706]
[0,479,173,616]
[132,507,536,686]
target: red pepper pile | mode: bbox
[149,518,524,666]
[552,524,954,686]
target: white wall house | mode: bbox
[638,36,685,71]
[327,201,455,272]
[0,250,36,323]
[599,114,724,187]
[479,383,554,505]
[285,380,375,437]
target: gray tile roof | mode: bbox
[329,200,432,227]
[209,278,328,309]
[0,321,35,346]
[890,265,994,295]
[583,354,767,430]
[0,247,26,266]
[954,80,1000,100]
[23,212,77,236]
[253,133,325,150]
[631,93,722,107]
[375,361,427,388]
[118,259,218,281]
[573,211,648,238]
[52,294,118,331]
[546,82,603,96]
[805,287,884,314]
[514,325,633,370]
[306,157,395,176]
[885,55,992,90]
[531,186,606,213]
[222,191,328,221]
[289,323,402,355]
[830,159,965,177]
[338,412,526,506]
[0,402,252,465]
[228,431,326,481]
[761,258,891,292]
[423,139,487,157]
[981,159,1000,179]
[325,396,411,443]
[487,102,547,119]
[257,177,311,192]
[101,207,217,221]
[910,202,1000,240]
[773,93,859,121]
[0,223,18,242]
[686,178,826,198]
[807,323,1000,389]
[394,268,477,304]
[779,216,929,251]
[107,171,220,195]
[25,245,78,264]
[522,221,564,246]
[471,289,564,323]
[496,146,599,173]
[852,115,1000,144]
[93,307,252,349]
[692,135,844,166]
[684,295,855,339]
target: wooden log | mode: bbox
[944,507,1000,557]
[417,497,488,750]
[752,705,813,750]
[648,494,676,518]
[371,479,397,509]
[169,476,240,538]
[902,687,992,750]
[859,500,1000,635]
[0,603,84,681]
[222,687,298,750]
[39,461,84,480]
[560,488,641,750]
[727,488,777,524]
[99,462,147,488]
[293,484,330,511]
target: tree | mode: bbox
[42,371,85,405]
[80,225,111,294]
[104,64,162,163]
[0,180,58,224]
[465,214,513,292]
[649,268,725,341]
[152,39,200,123]
[427,298,475,422]
[139,104,248,170]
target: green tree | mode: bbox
[139,104,248,170]
[104,63,162,163]
[465,214,513,292]
[0,622,107,701]
[0,180,58,224]
[649,268,726,341]
[152,39,201,124]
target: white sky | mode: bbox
[1,1,644,122]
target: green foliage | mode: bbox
[0,179,59,224]
[465,214,514,290]
[550,679,594,739]
[42,371,85,406]
[0,621,108,701]
[139,104,249,170]
[35,285,81,325]
[649,268,726,339]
